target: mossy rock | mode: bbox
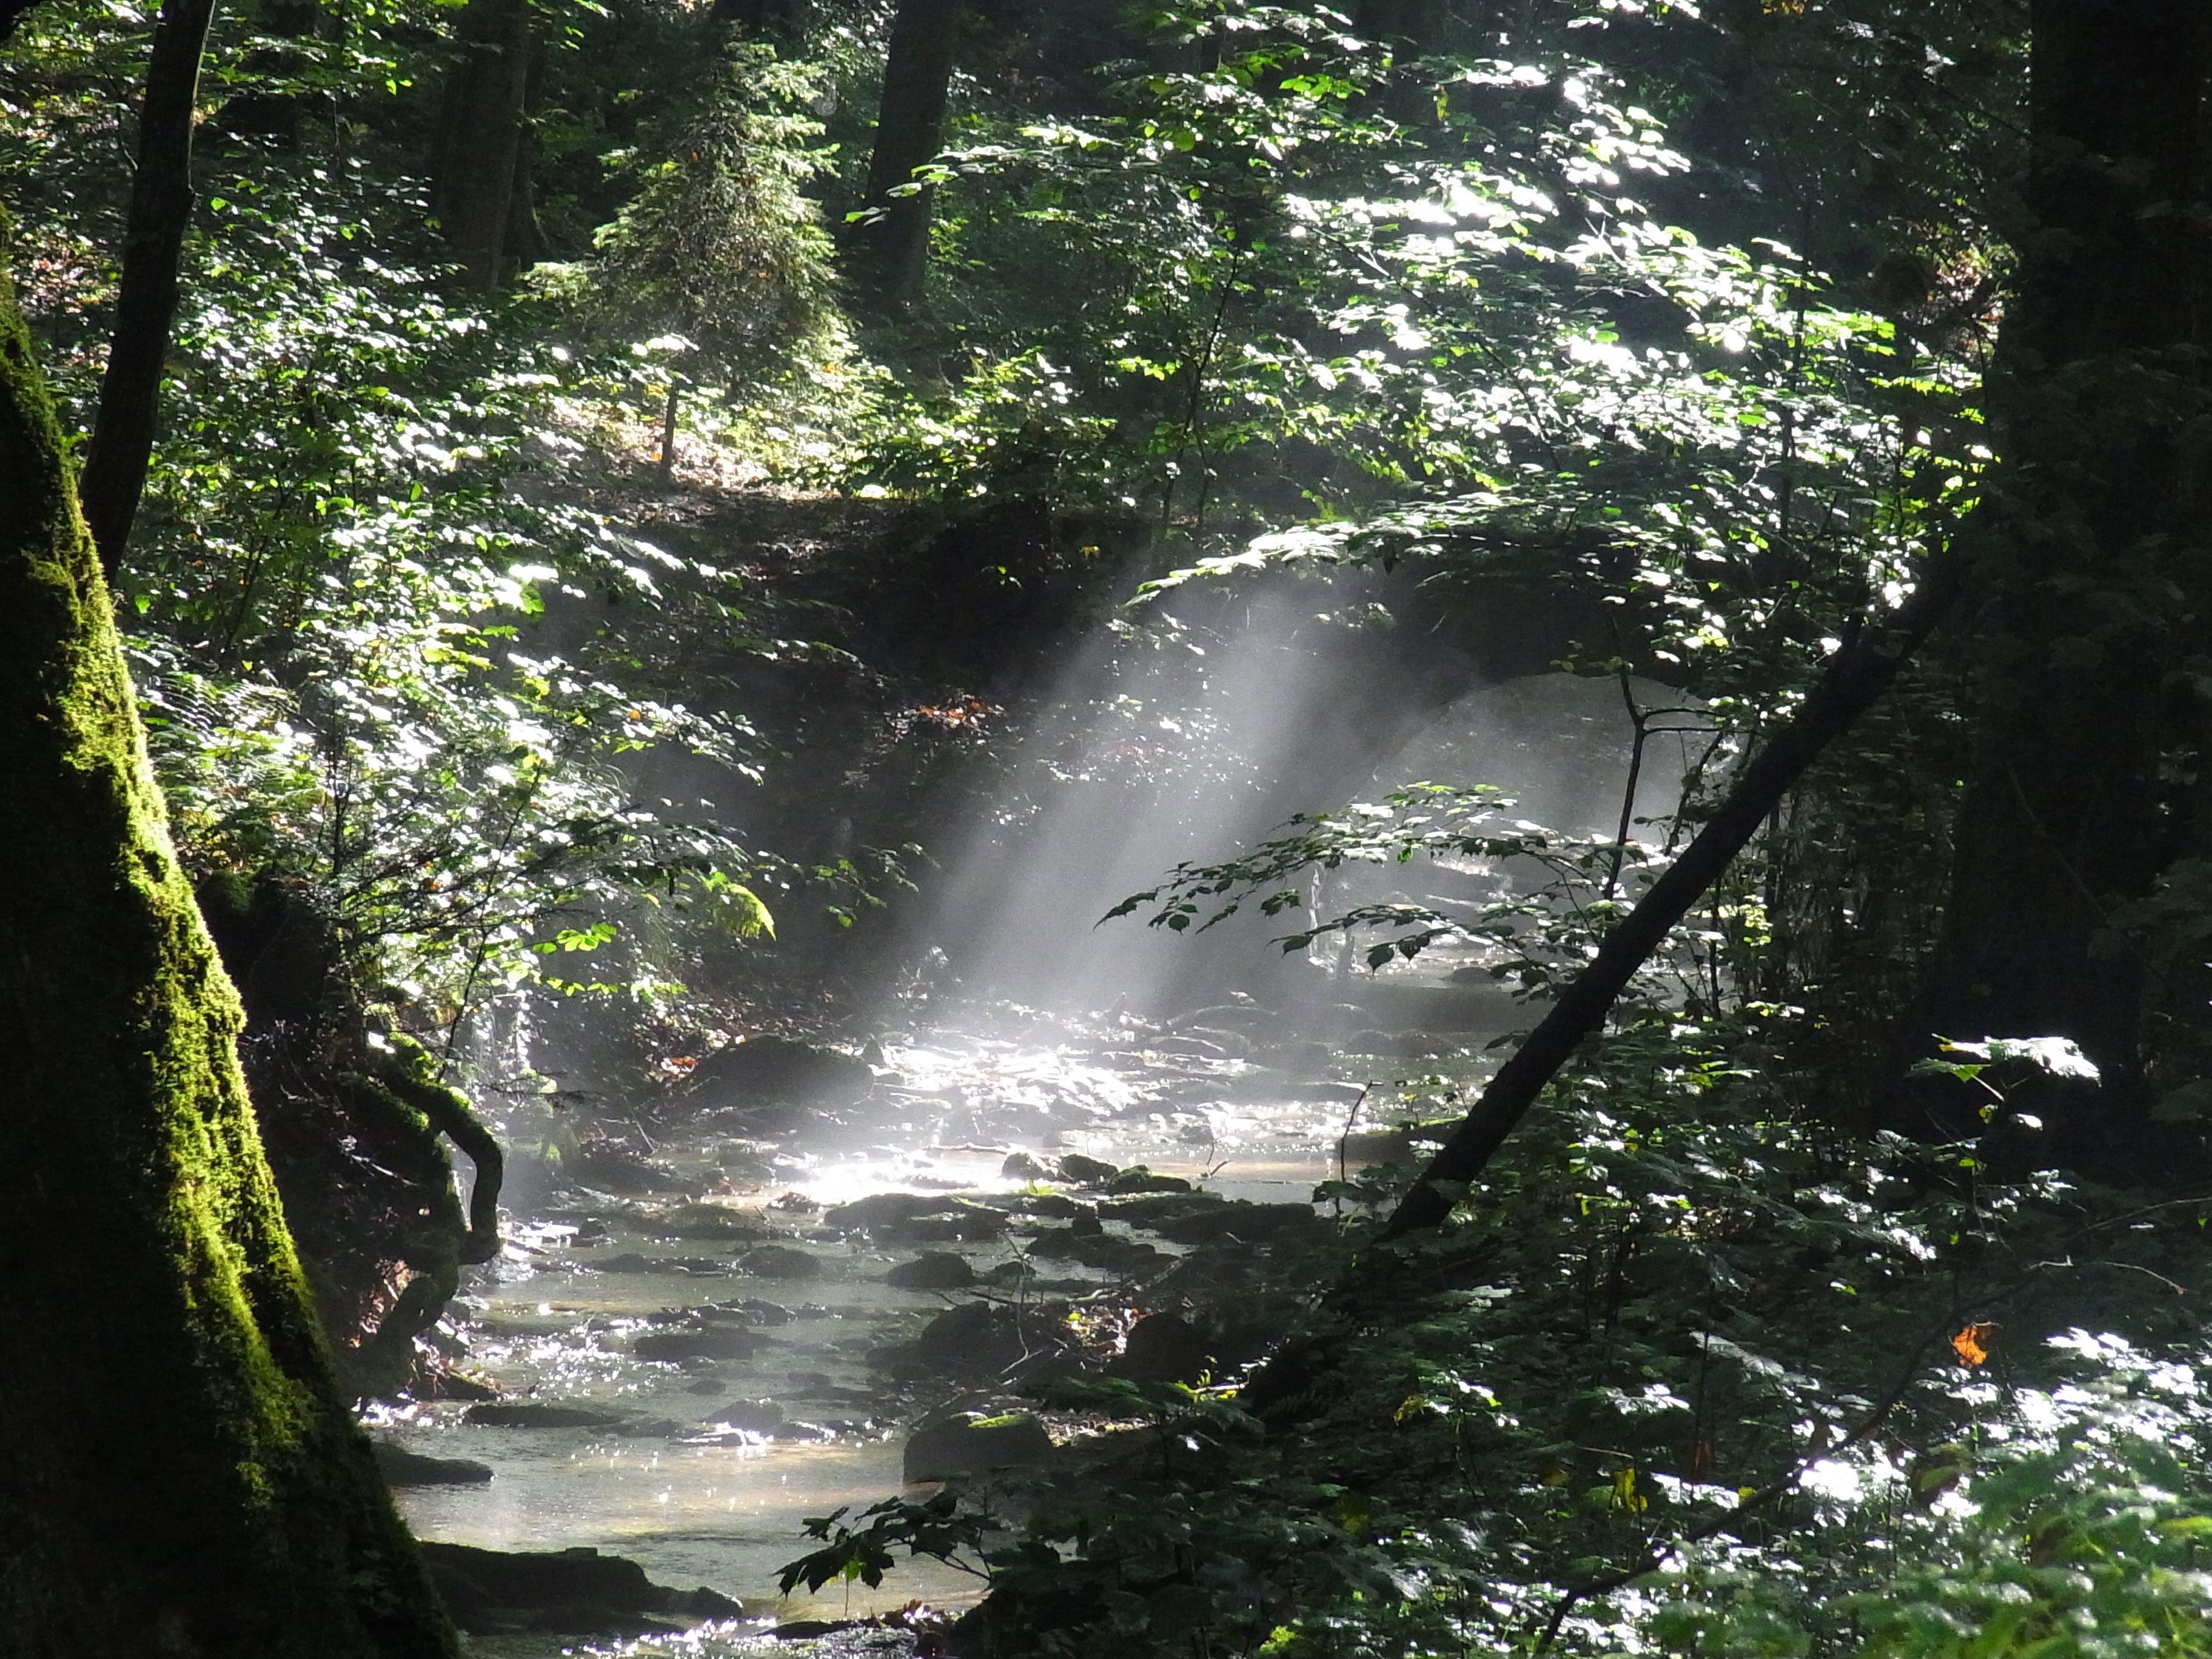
[903,1412,1054,1483]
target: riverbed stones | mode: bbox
[885,1252,977,1289]
[1055,1153,1119,1185]
[903,1412,1054,1483]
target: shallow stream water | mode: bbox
[386,999,1506,1656]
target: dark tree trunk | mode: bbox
[860,0,961,316]
[0,224,457,1655]
[1920,0,2212,1153]
[432,0,532,289]
[78,0,220,580]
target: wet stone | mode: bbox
[464,1403,625,1429]
[642,1203,765,1241]
[739,1244,823,1279]
[1001,1151,1050,1180]
[592,1253,726,1276]
[885,1252,977,1290]
[1028,1230,1163,1274]
[1104,1165,1193,1196]
[684,1035,877,1105]
[373,1442,495,1487]
[910,1301,1032,1370]
[1056,1153,1120,1186]
[632,1326,770,1363]
[903,1412,1054,1483]
[701,1398,786,1434]
[1153,1201,1331,1245]
[721,1296,796,1324]
[418,1540,738,1637]
[823,1192,955,1233]
[899,1205,1007,1242]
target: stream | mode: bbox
[375,993,1510,1656]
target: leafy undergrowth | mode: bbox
[784,1013,2212,1658]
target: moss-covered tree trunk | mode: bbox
[0,227,456,1657]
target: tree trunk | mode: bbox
[1920,0,2212,1153]
[860,0,960,316]
[0,226,457,1657]
[432,0,532,289]
[77,0,220,580]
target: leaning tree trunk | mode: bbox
[78,0,220,579]
[1920,0,2212,1156]
[0,224,456,1657]
[432,0,532,289]
[859,0,960,317]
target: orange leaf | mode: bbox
[1951,1322,1997,1366]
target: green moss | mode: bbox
[0,212,457,1654]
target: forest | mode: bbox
[3,0,2211,1655]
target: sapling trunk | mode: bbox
[1377,554,1964,1242]
[79,0,220,577]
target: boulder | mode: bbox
[886,1253,977,1290]
[908,1301,1031,1372]
[372,1442,494,1487]
[824,1191,1004,1242]
[642,1204,764,1241]
[632,1327,769,1363]
[823,1191,953,1232]
[1104,1165,1192,1196]
[1101,1192,1222,1228]
[900,1205,1007,1243]
[1108,1314,1215,1385]
[685,1037,875,1108]
[1055,1153,1119,1186]
[903,1413,1054,1483]
[737,1244,822,1279]
[1000,1151,1050,1181]
[1153,1201,1330,1246]
[1027,1229,1162,1274]
[418,1540,741,1636]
